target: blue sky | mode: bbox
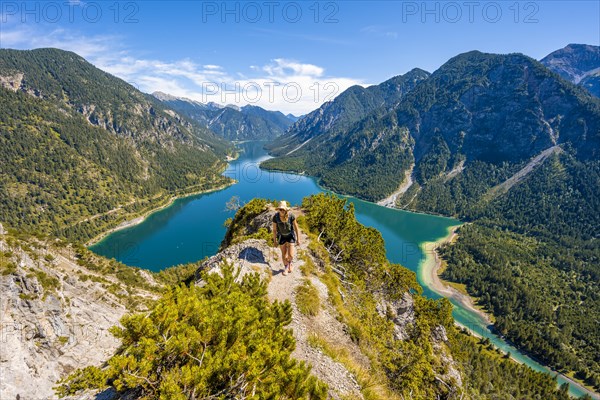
[1,1,599,114]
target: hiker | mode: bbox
[272,200,301,275]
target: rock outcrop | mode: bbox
[376,291,416,341]
[0,233,156,399]
[196,238,275,284]
[0,72,23,92]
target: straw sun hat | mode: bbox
[276,200,291,211]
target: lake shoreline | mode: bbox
[86,181,235,247]
[419,225,493,326]
[421,226,599,399]
[260,164,460,222]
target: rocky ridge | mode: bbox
[197,206,464,399]
[0,228,158,399]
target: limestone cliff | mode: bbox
[0,225,159,399]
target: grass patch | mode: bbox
[307,239,328,266]
[304,237,368,344]
[1,261,17,275]
[307,333,400,400]
[27,270,60,292]
[295,279,321,316]
[19,293,37,301]
[298,250,317,276]
[319,269,366,343]
[78,273,109,284]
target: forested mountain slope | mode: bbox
[265,68,430,157]
[264,51,600,202]
[0,48,234,242]
[263,50,600,391]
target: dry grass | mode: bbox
[298,250,317,276]
[295,279,321,316]
[307,333,401,400]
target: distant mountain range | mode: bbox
[541,43,600,97]
[263,46,600,386]
[285,113,300,122]
[264,50,600,201]
[153,92,295,141]
[0,48,233,241]
[266,68,431,157]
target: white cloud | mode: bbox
[263,59,325,78]
[0,25,366,114]
[1,25,117,59]
[360,25,398,40]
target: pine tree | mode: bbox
[57,264,327,399]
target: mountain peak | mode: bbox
[225,104,241,111]
[541,43,600,87]
[406,67,431,76]
[286,113,300,122]
[154,97,293,141]
[265,66,430,156]
[564,43,599,51]
[207,101,224,109]
[152,91,180,101]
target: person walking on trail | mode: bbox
[272,200,301,276]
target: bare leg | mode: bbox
[279,244,288,269]
[287,243,295,264]
[286,243,294,271]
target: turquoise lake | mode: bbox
[90,141,595,399]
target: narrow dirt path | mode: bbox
[266,227,308,303]
[264,217,365,400]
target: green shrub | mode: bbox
[298,251,317,276]
[156,263,199,287]
[27,270,59,292]
[57,264,328,399]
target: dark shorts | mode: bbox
[278,233,296,245]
